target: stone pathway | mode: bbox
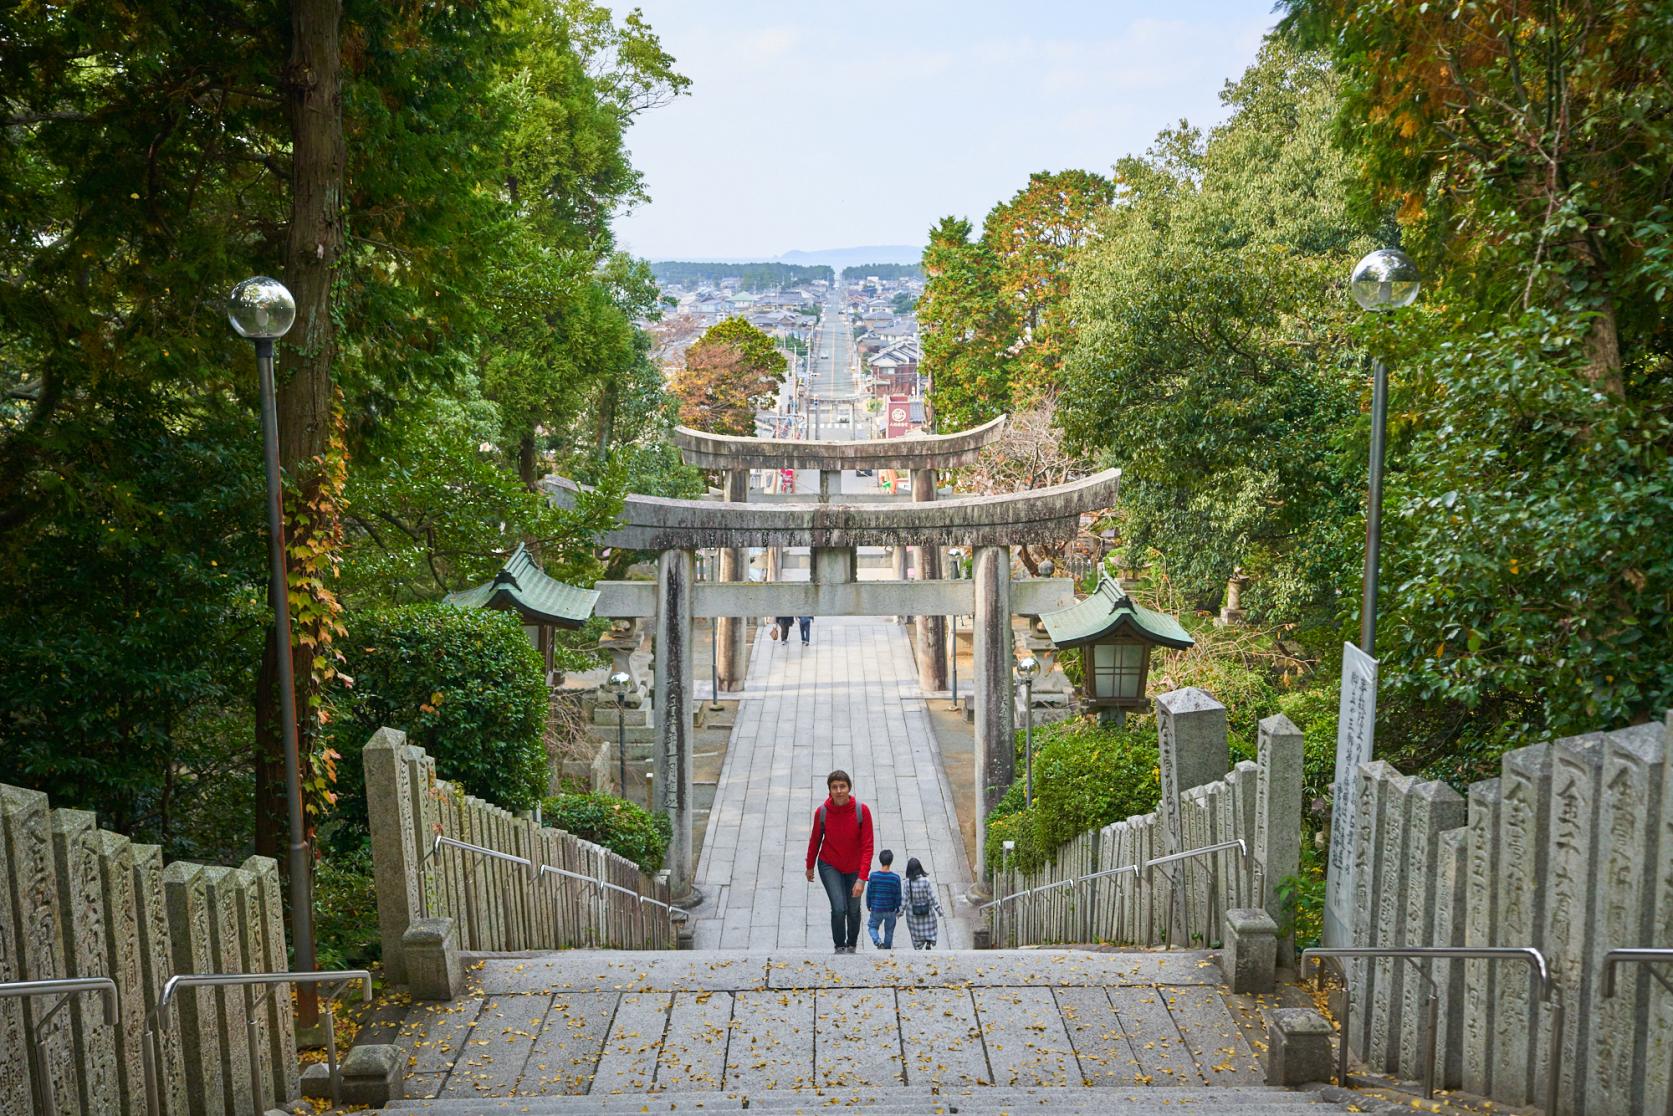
[689,616,976,950]
[395,950,1282,1101]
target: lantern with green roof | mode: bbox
[1041,574,1194,723]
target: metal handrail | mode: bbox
[1603,947,1673,997]
[0,977,118,1115]
[142,967,370,1116]
[426,832,674,949]
[1303,946,1558,1115]
[984,837,1252,949]
[1145,838,1250,948]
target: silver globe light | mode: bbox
[607,671,632,697]
[1349,249,1420,312]
[1015,656,1040,682]
[227,276,296,339]
[1038,558,1055,577]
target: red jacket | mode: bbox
[806,796,874,880]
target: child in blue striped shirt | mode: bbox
[864,849,903,949]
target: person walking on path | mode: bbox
[865,850,903,950]
[774,615,794,643]
[804,769,874,953]
[902,857,945,950]
[797,615,813,645]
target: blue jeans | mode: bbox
[868,911,897,948]
[817,861,861,948]
[798,617,812,643]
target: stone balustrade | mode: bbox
[986,691,1304,957]
[0,783,296,1115]
[364,727,677,983]
[1342,714,1671,1116]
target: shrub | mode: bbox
[986,717,1161,876]
[541,791,671,874]
[313,845,381,969]
[327,603,548,843]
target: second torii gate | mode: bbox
[545,420,1118,905]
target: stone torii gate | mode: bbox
[545,420,1118,905]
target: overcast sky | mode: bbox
[605,1,1279,261]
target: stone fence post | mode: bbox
[364,727,422,983]
[1253,714,1302,964]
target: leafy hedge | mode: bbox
[541,791,671,873]
[327,603,548,843]
[985,718,1161,875]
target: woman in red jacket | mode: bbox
[804,769,875,953]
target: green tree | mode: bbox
[1278,0,1673,747]
[669,317,787,436]
[1060,43,1375,619]
[983,169,1113,401]
[919,217,1014,429]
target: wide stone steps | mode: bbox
[385,1085,1344,1114]
[390,949,1341,1107]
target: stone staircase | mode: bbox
[379,948,1355,1115]
[384,1086,1345,1113]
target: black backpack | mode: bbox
[909,877,933,918]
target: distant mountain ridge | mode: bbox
[651,244,923,270]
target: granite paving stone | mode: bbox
[897,987,991,1087]
[514,991,617,1096]
[692,618,976,949]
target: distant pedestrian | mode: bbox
[804,769,874,953]
[775,615,794,642]
[865,850,903,949]
[902,857,945,950]
[797,615,813,645]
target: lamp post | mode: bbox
[227,276,314,998]
[1348,249,1421,656]
[608,671,632,798]
[1015,656,1040,807]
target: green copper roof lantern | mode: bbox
[1041,574,1193,712]
[444,543,599,628]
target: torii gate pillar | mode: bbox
[972,544,1014,878]
[716,469,748,692]
[911,468,947,692]
[654,548,699,906]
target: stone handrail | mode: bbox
[0,782,299,1115]
[363,727,676,982]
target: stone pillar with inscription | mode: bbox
[1460,777,1501,1097]
[1586,723,1664,1116]
[164,860,226,1116]
[200,866,254,1115]
[1648,712,1673,1116]
[656,548,697,904]
[133,843,188,1116]
[1155,688,1230,944]
[1326,644,1377,947]
[1254,714,1303,963]
[364,727,420,982]
[717,468,749,692]
[1366,771,1415,1073]
[1430,828,1468,1089]
[244,855,299,1105]
[1493,743,1552,1107]
[1397,781,1464,1078]
[51,808,117,1114]
[1347,761,1395,1063]
[90,830,146,1115]
[1541,733,1604,1114]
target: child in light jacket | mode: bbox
[902,856,945,950]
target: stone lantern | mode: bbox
[1040,573,1194,723]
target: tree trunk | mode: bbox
[253,0,343,870]
[519,432,538,489]
[1573,236,1625,400]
